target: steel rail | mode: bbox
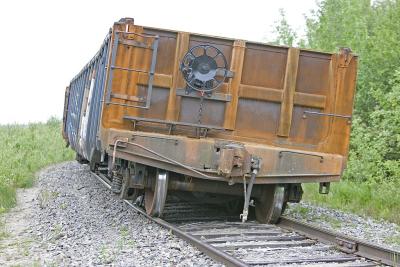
[91,171,248,267]
[91,171,398,266]
[278,216,400,266]
[124,201,248,267]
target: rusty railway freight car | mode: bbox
[63,18,357,224]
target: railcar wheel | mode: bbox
[75,153,88,164]
[144,169,168,217]
[255,185,286,224]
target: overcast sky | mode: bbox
[0,0,317,124]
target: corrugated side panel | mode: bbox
[84,38,111,160]
[64,35,111,160]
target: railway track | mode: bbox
[92,171,399,267]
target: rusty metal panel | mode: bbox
[235,99,281,139]
[98,19,357,160]
[64,18,358,183]
[179,98,226,126]
[241,44,287,89]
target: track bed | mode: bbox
[93,171,397,266]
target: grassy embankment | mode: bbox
[0,118,398,226]
[0,118,74,214]
[303,181,400,224]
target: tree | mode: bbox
[273,9,298,46]
[309,0,400,183]
[273,0,400,184]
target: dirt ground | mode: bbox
[0,187,43,266]
[0,162,216,267]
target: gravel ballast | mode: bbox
[285,202,400,252]
[0,161,220,266]
[1,161,399,266]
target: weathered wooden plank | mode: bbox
[223,40,246,130]
[277,48,300,137]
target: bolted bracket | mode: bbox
[131,163,146,189]
[216,142,251,178]
[338,47,354,68]
[225,70,234,78]
[319,182,330,194]
[336,237,358,253]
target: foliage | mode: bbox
[272,9,298,46]
[304,0,370,53]
[345,71,400,184]
[0,118,74,213]
[303,181,400,224]
[306,0,400,116]
[273,0,400,223]
[303,0,400,185]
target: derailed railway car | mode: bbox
[63,18,357,224]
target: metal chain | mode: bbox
[197,90,205,125]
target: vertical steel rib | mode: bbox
[105,32,119,104]
[145,36,159,108]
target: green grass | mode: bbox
[0,118,74,213]
[0,117,399,227]
[303,180,400,224]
